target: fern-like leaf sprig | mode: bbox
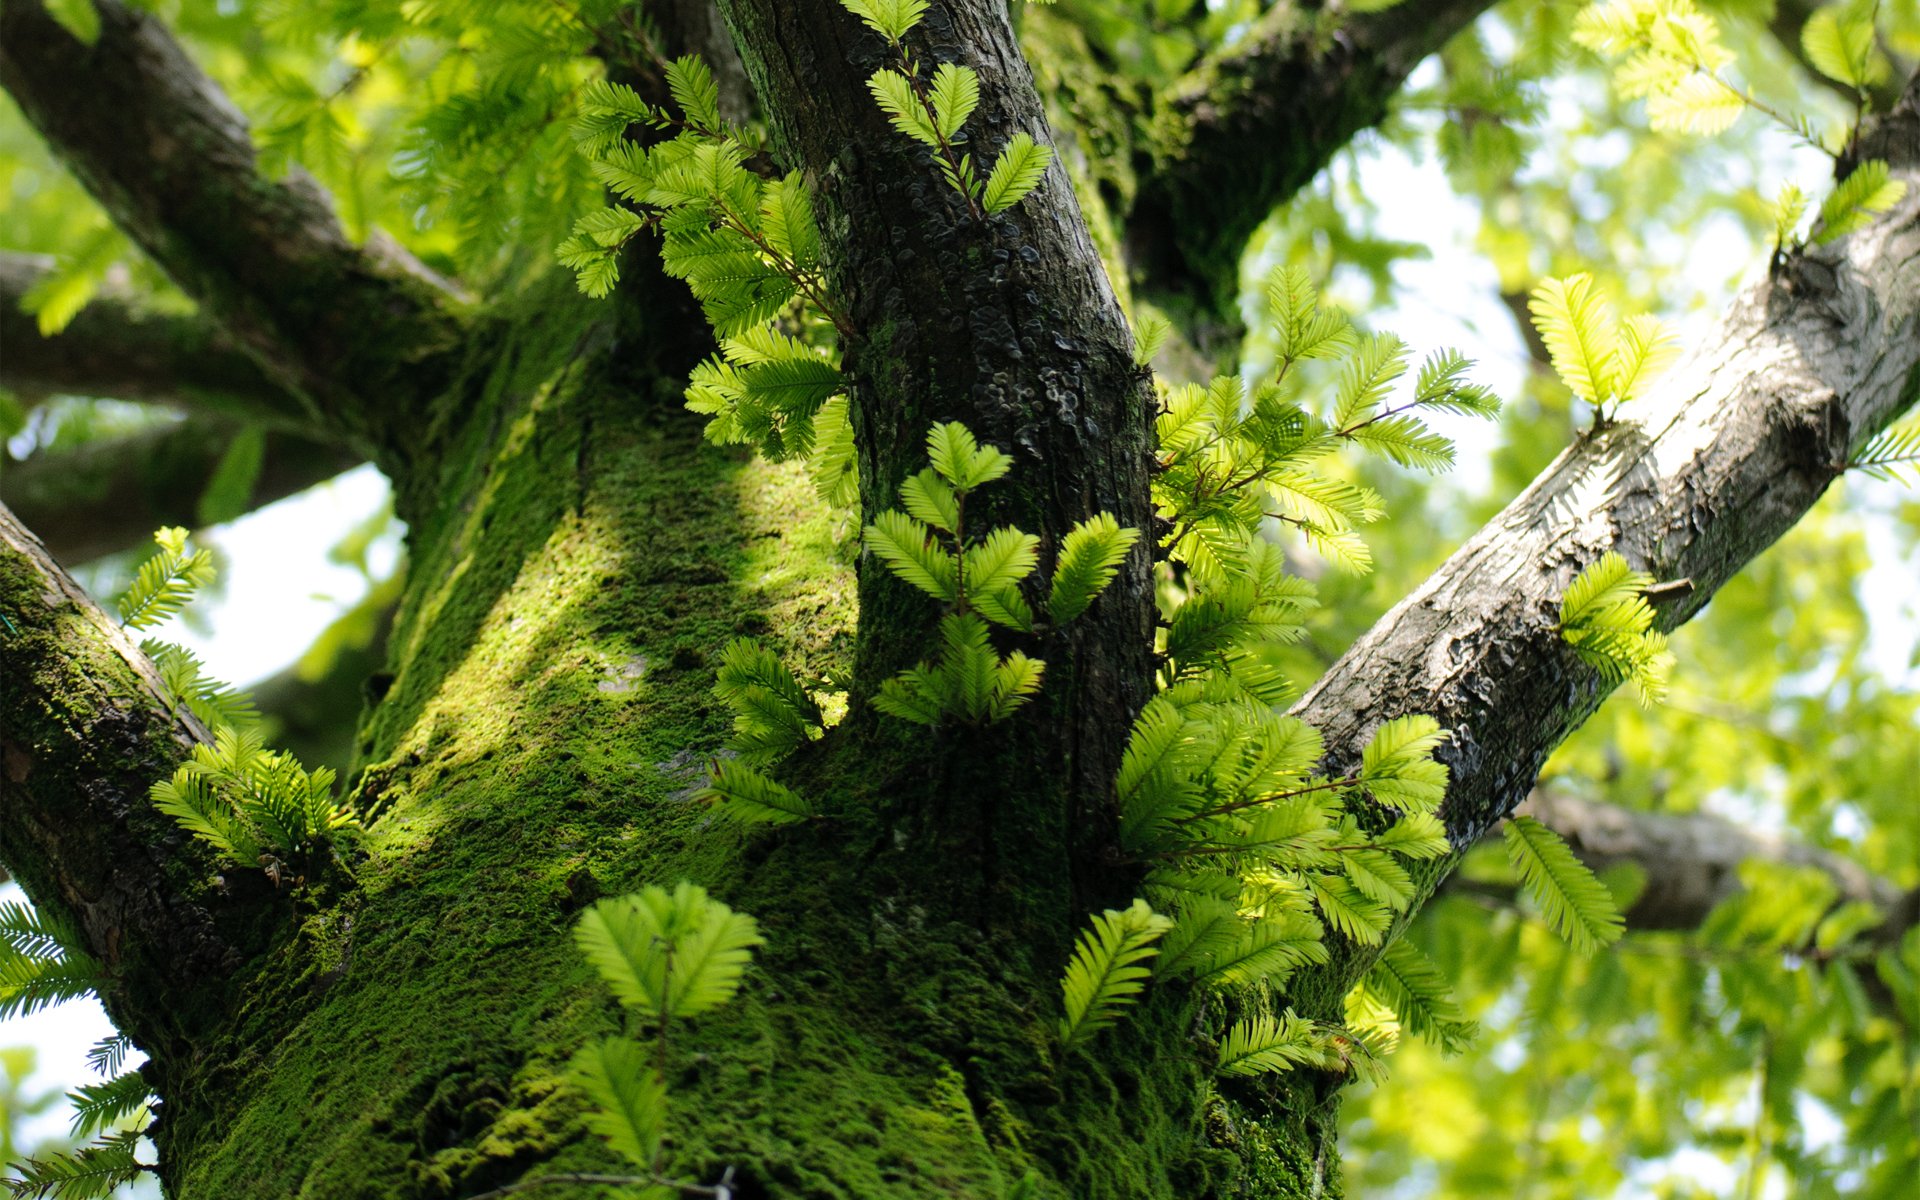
[864,421,1138,728]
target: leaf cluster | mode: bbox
[150,726,357,870]
[1558,551,1675,706]
[1526,273,1677,420]
[838,1,1053,216]
[569,884,762,1189]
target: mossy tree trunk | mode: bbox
[3,3,1920,1199]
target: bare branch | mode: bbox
[0,416,361,564]
[0,253,310,429]
[1128,0,1497,315]
[1518,788,1904,931]
[0,0,464,456]
[1290,79,1920,996]
[0,502,257,1065]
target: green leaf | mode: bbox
[197,427,268,526]
[0,903,102,1021]
[1332,333,1409,430]
[808,396,860,507]
[925,421,1013,491]
[1216,1010,1321,1076]
[864,510,958,602]
[928,63,980,141]
[1196,912,1329,989]
[117,527,214,631]
[1366,939,1478,1054]
[1802,7,1885,91]
[1359,715,1450,813]
[567,1037,666,1169]
[1773,181,1809,248]
[1266,266,1355,364]
[981,133,1052,213]
[839,0,930,42]
[1816,159,1908,245]
[1373,812,1451,860]
[1057,899,1173,1051]
[1502,815,1625,956]
[1645,74,1744,136]
[898,470,961,533]
[144,640,259,731]
[696,758,817,825]
[759,172,821,267]
[868,69,940,146]
[1049,513,1139,624]
[666,55,722,129]
[1612,313,1678,404]
[574,883,765,1023]
[4,1133,146,1200]
[963,527,1042,599]
[1132,311,1172,367]
[1528,273,1617,406]
[712,638,821,764]
[1850,417,1920,482]
[67,1071,152,1139]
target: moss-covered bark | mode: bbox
[112,269,1328,1197]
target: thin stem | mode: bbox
[1173,775,1361,823]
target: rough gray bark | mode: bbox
[1287,80,1920,1004]
[0,417,360,565]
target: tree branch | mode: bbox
[0,502,257,1068]
[0,0,465,459]
[0,417,361,565]
[1126,0,1497,317]
[1290,78,1920,999]
[1517,788,1905,931]
[0,253,311,429]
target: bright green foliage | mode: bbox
[1802,3,1889,93]
[1501,816,1625,956]
[568,884,762,1193]
[142,641,259,731]
[710,638,825,766]
[150,726,356,869]
[1574,0,1741,135]
[116,527,213,632]
[84,1036,132,1080]
[840,0,930,44]
[1056,899,1172,1052]
[1049,515,1141,624]
[1527,274,1677,420]
[1215,1010,1322,1077]
[573,883,764,1026]
[2,1131,146,1200]
[981,132,1053,214]
[1363,939,1478,1055]
[863,422,1135,727]
[1358,715,1450,812]
[64,1073,151,1140]
[1558,551,1675,706]
[0,903,100,1021]
[695,758,818,825]
[1850,417,1920,482]
[1816,159,1909,245]
[567,1037,669,1187]
[836,1,1053,216]
[559,54,855,497]
[1156,267,1498,580]
[872,614,1045,726]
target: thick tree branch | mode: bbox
[1291,81,1920,1000]
[0,0,464,459]
[1517,788,1905,931]
[1127,0,1496,316]
[0,417,361,564]
[0,502,255,1067]
[0,253,310,429]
